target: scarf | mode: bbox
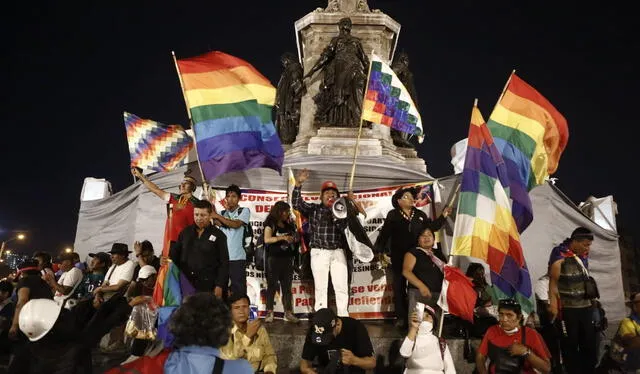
[419,247,444,272]
[548,238,589,268]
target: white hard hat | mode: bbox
[137,265,157,281]
[19,298,62,341]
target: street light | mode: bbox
[0,233,26,258]
[64,248,73,253]
[4,250,11,255]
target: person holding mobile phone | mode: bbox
[400,304,456,373]
[220,293,277,374]
[300,308,376,374]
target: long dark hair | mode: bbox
[264,201,291,228]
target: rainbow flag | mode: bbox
[361,53,424,142]
[452,105,533,314]
[153,261,196,346]
[124,112,193,172]
[176,51,284,180]
[487,74,569,232]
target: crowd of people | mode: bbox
[0,168,637,373]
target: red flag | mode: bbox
[438,265,477,322]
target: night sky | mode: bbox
[1,1,637,254]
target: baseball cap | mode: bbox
[321,181,340,195]
[89,252,111,266]
[310,308,337,345]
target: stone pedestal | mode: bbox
[283,0,427,177]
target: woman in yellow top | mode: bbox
[608,292,640,372]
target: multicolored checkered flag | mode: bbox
[361,53,424,143]
[124,112,193,172]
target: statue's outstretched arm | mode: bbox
[304,40,336,79]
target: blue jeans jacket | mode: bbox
[164,346,253,374]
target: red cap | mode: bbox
[321,181,339,194]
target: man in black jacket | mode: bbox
[170,199,229,297]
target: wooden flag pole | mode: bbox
[491,69,516,115]
[348,51,375,192]
[171,51,209,195]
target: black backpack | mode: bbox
[221,207,255,259]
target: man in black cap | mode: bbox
[93,243,135,302]
[300,308,376,374]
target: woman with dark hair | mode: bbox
[476,299,551,374]
[263,201,299,323]
[402,226,447,320]
[375,186,451,329]
[164,292,253,373]
[400,304,456,373]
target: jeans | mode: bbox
[266,256,294,311]
[228,260,247,297]
[561,306,597,374]
[391,264,408,323]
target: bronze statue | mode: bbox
[304,17,369,128]
[275,52,306,144]
[390,51,419,148]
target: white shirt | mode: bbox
[105,260,136,285]
[399,321,456,374]
[534,275,550,302]
[53,267,83,305]
[103,260,135,299]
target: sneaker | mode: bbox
[265,311,274,323]
[284,311,300,323]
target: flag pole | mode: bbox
[171,51,209,195]
[348,51,375,192]
[491,69,515,114]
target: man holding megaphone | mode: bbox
[292,169,365,317]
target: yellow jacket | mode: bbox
[220,323,277,373]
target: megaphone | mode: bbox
[331,197,348,219]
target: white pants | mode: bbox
[310,247,349,316]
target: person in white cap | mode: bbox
[122,264,158,365]
[400,304,456,373]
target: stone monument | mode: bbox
[284,0,428,178]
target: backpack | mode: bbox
[222,207,255,259]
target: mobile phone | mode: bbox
[327,349,341,362]
[415,302,425,322]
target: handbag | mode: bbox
[573,255,600,299]
[487,327,526,374]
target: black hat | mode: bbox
[392,187,417,209]
[108,243,131,255]
[310,308,337,346]
[89,252,111,266]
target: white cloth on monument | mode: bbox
[310,247,349,317]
